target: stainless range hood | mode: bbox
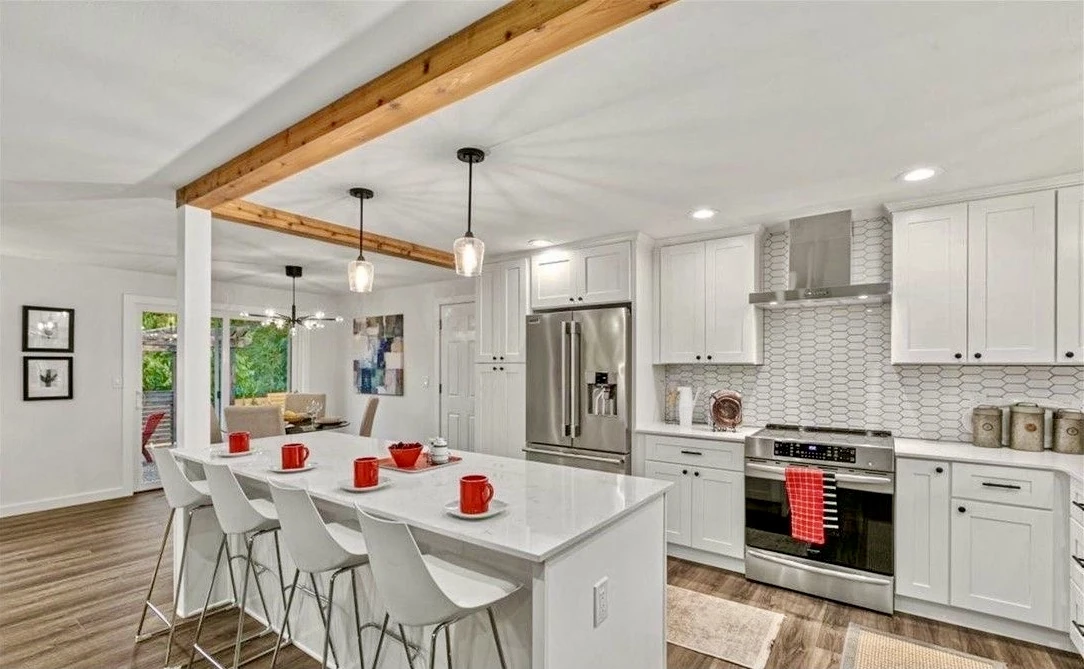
[749,210,890,309]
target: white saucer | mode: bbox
[269,463,316,474]
[338,479,392,493]
[213,449,254,458]
[443,499,507,520]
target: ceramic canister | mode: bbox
[1052,409,1084,455]
[1009,403,1045,452]
[971,405,1003,448]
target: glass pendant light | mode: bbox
[348,187,375,292]
[453,147,486,277]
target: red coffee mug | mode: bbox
[228,431,250,454]
[354,456,379,488]
[281,443,310,470]
[459,474,494,515]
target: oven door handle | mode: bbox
[745,462,892,486]
[746,548,894,586]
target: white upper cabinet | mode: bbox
[967,191,1056,364]
[657,233,762,364]
[658,242,705,363]
[1057,186,1084,364]
[704,235,762,364]
[476,258,529,363]
[891,204,969,363]
[530,242,631,310]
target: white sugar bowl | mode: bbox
[429,437,450,464]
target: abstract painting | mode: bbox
[353,314,404,395]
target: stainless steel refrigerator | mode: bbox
[524,307,631,473]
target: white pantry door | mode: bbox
[439,302,476,452]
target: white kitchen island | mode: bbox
[172,432,670,669]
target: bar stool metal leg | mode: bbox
[349,569,366,669]
[187,536,228,669]
[371,613,391,669]
[487,607,509,669]
[309,573,341,669]
[134,509,174,641]
[164,505,201,664]
[269,569,300,669]
[400,623,416,669]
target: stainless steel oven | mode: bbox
[744,424,895,613]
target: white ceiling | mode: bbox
[2,1,1081,291]
[251,1,1084,254]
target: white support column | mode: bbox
[176,205,212,450]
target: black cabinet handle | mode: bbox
[706,355,713,361]
[954,353,962,360]
[980,482,1021,490]
[935,466,944,474]
[693,471,700,477]
[1073,621,1084,636]
[681,469,688,475]
[680,450,703,456]
[1072,555,1084,569]
[1068,351,1076,358]
[974,352,982,359]
[1072,501,1084,512]
[958,506,966,513]
[695,355,701,361]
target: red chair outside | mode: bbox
[141,412,167,463]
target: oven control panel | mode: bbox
[773,441,856,463]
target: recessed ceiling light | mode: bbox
[527,239,552,248]
[899,167,940,182]
[691,208,717,220]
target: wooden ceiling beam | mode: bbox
[177,0,675,209]
[212,200,455,270]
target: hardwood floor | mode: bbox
[0,491,1080,669]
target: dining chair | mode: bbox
[284,393,326,418]
[359,397,379,438]
[224,405,285,439]
[140,412,167,463]
[356,509,519,669]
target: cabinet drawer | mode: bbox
[951,464,1054,509]
[1072,518,1084,591]
[643,434,742,471]
[1072,477,1084,526]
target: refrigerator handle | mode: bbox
[569,321,581,437]
[560,321,570,436]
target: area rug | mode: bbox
[666,584,784,669]
[840,624,1007,669]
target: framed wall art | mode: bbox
[24,356,73,401]
[22,305,74,353]
[353,314,404,396]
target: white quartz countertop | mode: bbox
[896,437,1084,483]
[175,432,671,563]
[635,422,761,442]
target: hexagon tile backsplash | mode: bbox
[663,221,1084,442]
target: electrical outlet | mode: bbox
[593,577,609,628]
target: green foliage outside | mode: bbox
[141,313,289,398]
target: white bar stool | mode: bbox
[136,446,227,666]
[188,463,291,669]
[356,509,520,669]
[268,482,371,669]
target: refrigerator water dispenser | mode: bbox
[587,371,618,417]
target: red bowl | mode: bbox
[388,443,423,468]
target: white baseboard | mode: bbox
[667,544,745,574]
[0,487,128,517]
[895,596,1072,652]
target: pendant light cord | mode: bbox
[357,196,365,259]
[466,159,474,236]
[291,275,297,321]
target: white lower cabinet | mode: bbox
[1070,579,1084,657]
[689,467,744,557]
[474,364,525,460]
[950,498,1054,627]
[644,460,692,546]
[895,458,951,604]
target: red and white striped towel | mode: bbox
[784,467,838,545]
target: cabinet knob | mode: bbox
[492,356,497,361]
[694,471,700,477]
[695,355,701,361]
[1068,351,1076,359]
[499,366,504,371]
[681,469,688,475]
[492,366,497,371]
[973,352,982,359]
[935,466,944,474]
[499,356,504,361]
[577,297,584,302]
[954,353,962,360]
[957,506,966,513]
[706,355,713,361]
[569,298,575,303]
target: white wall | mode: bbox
[338,276,475,443]
[0,254,343,516]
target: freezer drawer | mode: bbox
[524,443,629,474]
